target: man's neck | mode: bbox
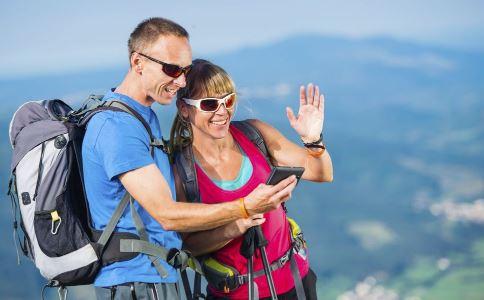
[115,71,153,107]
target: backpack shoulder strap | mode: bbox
[174,145,200,203]
[78,98,168,156]
[79,99,153,140]
[232,120,272,166]
[105,101,154,141]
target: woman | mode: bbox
[170,59,333,299]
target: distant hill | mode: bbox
[1,35,483,299]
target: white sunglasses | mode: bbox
[183,93,237,112]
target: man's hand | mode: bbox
[243,175,297,215]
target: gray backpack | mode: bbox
[7,96,192,292]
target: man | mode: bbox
[82,17,297,299]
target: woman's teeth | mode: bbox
[210,119,227,125]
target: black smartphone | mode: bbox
[266,166,305,185]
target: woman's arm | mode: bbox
[249,83,333,182]
[182,215,265,256]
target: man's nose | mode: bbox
[173,73,187,88]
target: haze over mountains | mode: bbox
[1,34,483,299]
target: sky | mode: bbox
[1,0,483,79]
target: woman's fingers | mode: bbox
[270,177,297,203]
[250,213,264,220]
[314,85,320,108]
[286,107,297,128]
[268,175,296,191]
[239,215,266,234]
[307,83,314,105]
[250,217,266,226]
[299,85,306,107]
[319,93,325,113]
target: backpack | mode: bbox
[7,96,193,292]
[174,120,307,299]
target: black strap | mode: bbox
[130,283,138,300]
[175,145,200,203]
[180,269,193,300]
[7,173,29,261]
[289,251,306,300]
[236,240,300,285]
[287,227,306,300]
[193,272,205,299]
[106,101,154,140]
[110,286,117,300]
[232,120,270,160]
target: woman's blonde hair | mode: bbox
[169,59,236,160]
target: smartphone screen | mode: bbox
[266,166,305,185]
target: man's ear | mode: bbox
[130,52,143,73]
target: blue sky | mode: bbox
[1,0,483,79]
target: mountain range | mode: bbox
[1,34,483,299]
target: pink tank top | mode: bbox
[196,125,309,299]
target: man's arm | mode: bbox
[119,163,296,232]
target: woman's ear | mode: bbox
[177,100,190,119]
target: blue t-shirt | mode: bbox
[82,90,181,287]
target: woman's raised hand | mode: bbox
[286,83,324,143]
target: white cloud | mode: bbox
[337,276,400,300]
[430,199,484,224]
[398,157,484,200]
[238,83,293,100]
[347,221,397,251]
[356,50,456,71]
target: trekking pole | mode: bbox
[255,226,278,300]
[241,227,257,300]
[247,255,255,299]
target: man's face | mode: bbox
[137,35,192,106]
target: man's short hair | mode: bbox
[128,17,189,59]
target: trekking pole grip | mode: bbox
[255,226,268,247]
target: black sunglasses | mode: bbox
[137,52,192,78]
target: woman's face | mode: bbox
[181,92,236,141]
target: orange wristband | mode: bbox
[306,147,325,158]
[239,198,249,218]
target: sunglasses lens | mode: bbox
[225,94,236,109]
[184,65,192,75]
[200,99,219,111]
[163,64,183,78]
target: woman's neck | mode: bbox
[191,128,238,166]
